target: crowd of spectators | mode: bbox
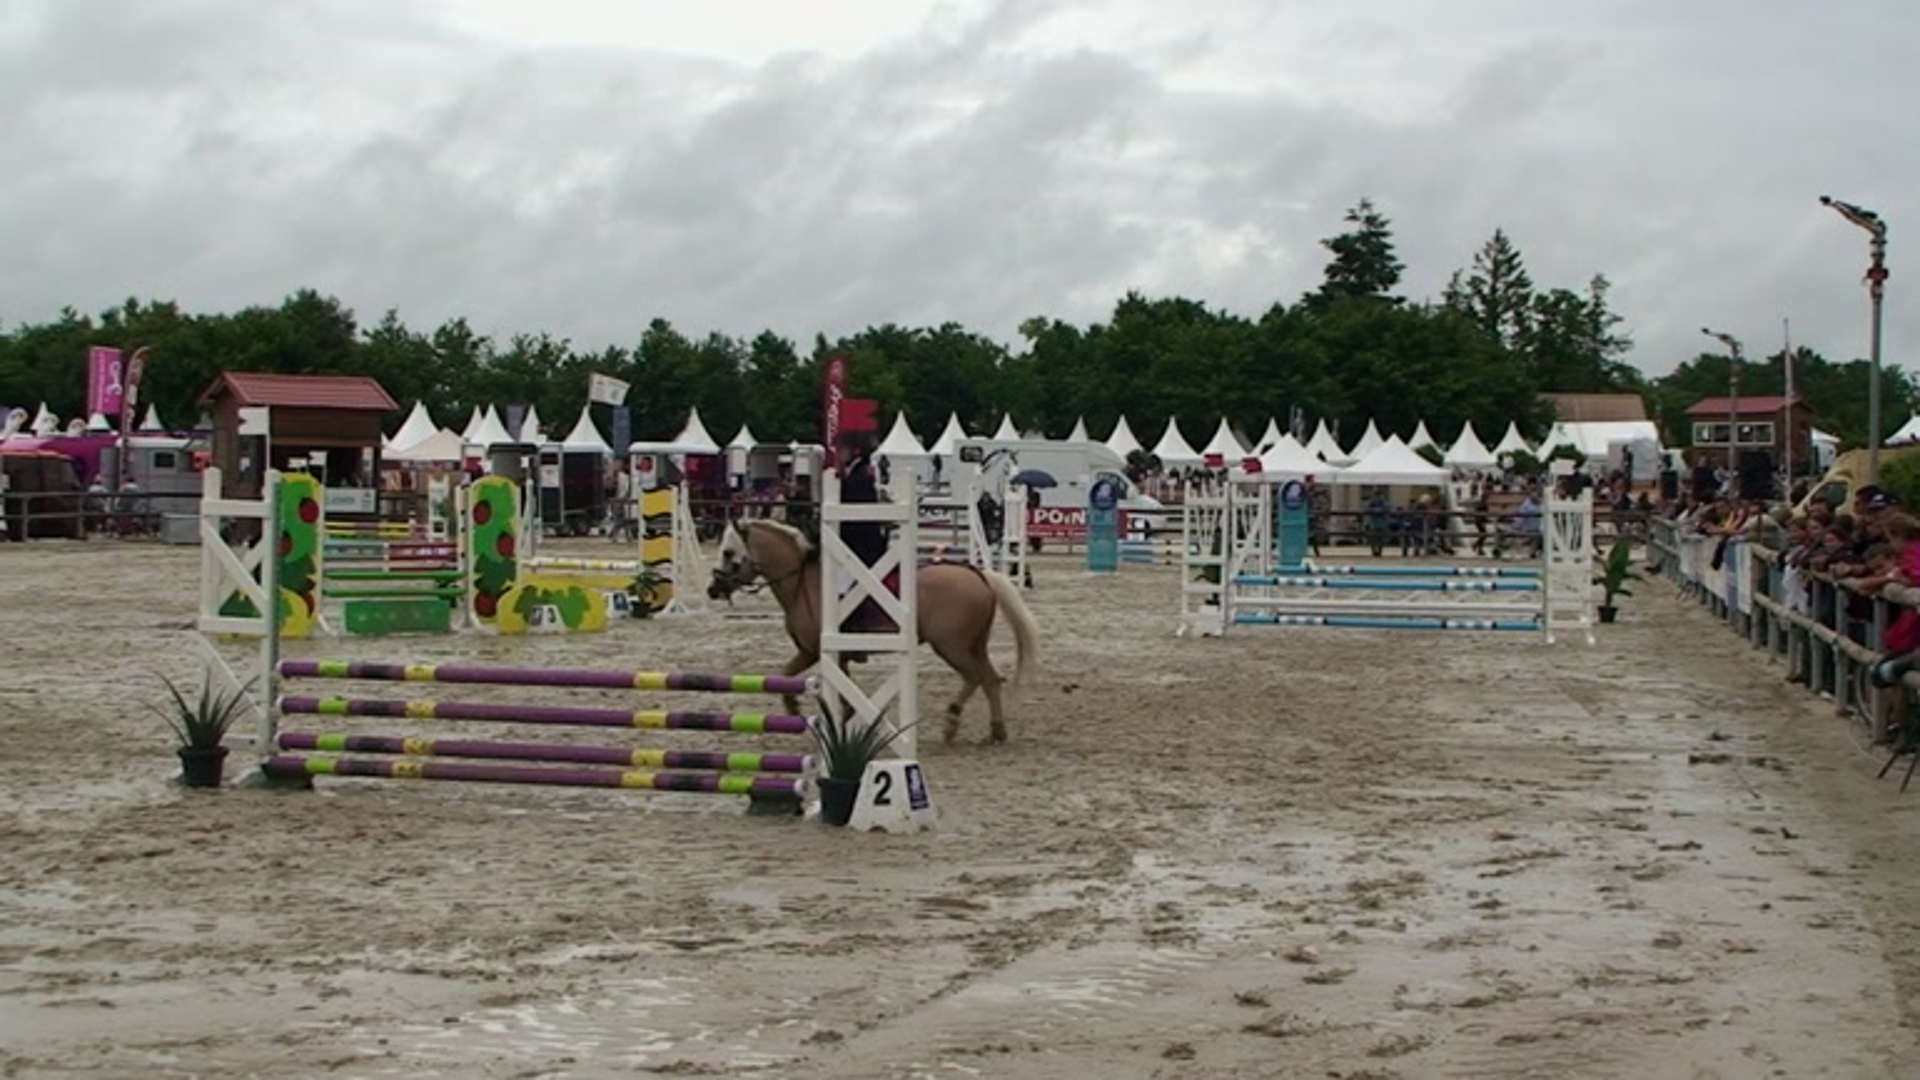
[1670,481,1920,746]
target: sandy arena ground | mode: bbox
[3,536,1920,1079]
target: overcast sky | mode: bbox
[4,0,1914,385]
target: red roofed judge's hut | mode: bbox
[197,372,398,509]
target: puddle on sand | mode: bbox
[353,974,818,1075]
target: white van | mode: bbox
[951,438,1159,511]
[943,438,1165,545]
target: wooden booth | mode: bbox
[198,372,398,514]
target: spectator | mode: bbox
[1363,489,1392,557]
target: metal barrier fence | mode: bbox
[1,490,161,541]
[1647,517,1920,750]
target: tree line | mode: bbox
[1,201,1909,456]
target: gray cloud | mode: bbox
[1,0,1915,388]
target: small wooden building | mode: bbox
[1683,395,1815,470]
[198,372,397,505]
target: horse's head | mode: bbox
[707,518,811,602]
[707,521,758,602]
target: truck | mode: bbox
[947,438,1164,544]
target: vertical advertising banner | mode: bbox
[123,347,149,425]
[1086,477,1120,572]
[87,346,125,418]
[823,354,847,470]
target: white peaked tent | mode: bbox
[559,407,613,454]
[32,404,58,435]
[516,403,545,444]
[1257,434,1334,479]
[1304,419,1345,463]
[136,404,166,432]
[1105,416,1142,458]
[1067,417,1090,442]
[1200,417,1247,462]
[387,401,439,453]
[85,412,112,432]
[1348,420,1385,462]
[1254,417,1286,453]
[1151,418,1201,467]
[1337,435,1448,486]
[1408,420,1437,451]
[728,423,759,450]
[1891,416,1920,445]
[385,427,465,463]
[929,413,970,456]
[459,405,485,442]
[673,408,722,455]
[1444,421,1498,469]
[877,411,926,457]
[1492,422,1533,458]
[466,405,517,449]
[991,414,1020,441]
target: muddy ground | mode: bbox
[2,537,1918,1079]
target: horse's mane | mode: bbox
[746,517,815,556]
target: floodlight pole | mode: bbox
[1702,328,1743,475]
[1821,196,1889,485]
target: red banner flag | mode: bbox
[837,397,878,434]
[823,354,847,469]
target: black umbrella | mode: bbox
[1011,468,1058,488]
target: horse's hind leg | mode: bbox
[930,638,1006,745]
[977,653,1009,744]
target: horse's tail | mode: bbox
[983,571,1039,685]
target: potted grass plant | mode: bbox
[1593,537,1642,624]
[811,701,915,827]
[152,669,254,789]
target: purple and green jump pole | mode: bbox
[278,659,814,697]
[265,660,818,812]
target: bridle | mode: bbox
[710,522,809,601]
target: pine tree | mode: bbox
[1447,228,1534,349]
[1314,198,1405,305]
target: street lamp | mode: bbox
[1820,195,1889,485]
[1702,327,1743,476]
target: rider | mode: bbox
[837,431,890,635]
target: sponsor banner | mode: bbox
[87,346,124,417]
[1027,505,1139,541]
[587,372,630,406]
[822,354,846,468]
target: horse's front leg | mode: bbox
[782,649,817,717]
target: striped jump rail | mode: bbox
[526,557,645,572]
[277,695,810,733]
[1233,575,1541,593]
[1232,613,1541,632]
[264,660,819,811]
[325,523,432,537]
[323,569,464,582]
[1230,596,1542,617]
[277,660,815,695]
[1292,564,1541,578]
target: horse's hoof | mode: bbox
[989,725,1008,744]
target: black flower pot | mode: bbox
[818,776,860,826]
[1597,605,1618,624]
[178,746,229,789]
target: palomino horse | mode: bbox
[708,519,1040,744]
